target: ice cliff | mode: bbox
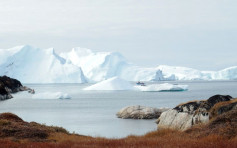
[0,45,236,83]
[0,45,87,83]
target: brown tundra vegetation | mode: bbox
[0,98,236,148]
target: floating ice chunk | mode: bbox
[84,77,135,91]
[135,83,188,92]
[32,92,71,99]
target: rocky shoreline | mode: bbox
[0,75,34,100]
[0,76,236,147]
[0,95,236,147]
[116,105,169,119]
[157,94,237,131]
[117,94,237,134]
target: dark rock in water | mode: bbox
[0,75,23,93]
[157,94,235,131]
[0,85,8,95]
[0,75,34,100]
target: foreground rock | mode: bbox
[117,105,169,119]
[157,95,236,131]
[0,75,34,100]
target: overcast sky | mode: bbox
[0,0,236,70]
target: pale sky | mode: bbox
[0,0,237,70]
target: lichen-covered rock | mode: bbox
[157,95,234,131]
[117,105,169,119]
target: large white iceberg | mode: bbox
[0,45,237,83]
[60,48,129,82]
[61,47,166,82]
[61,47,237,81]
[0,45,87,83]
[135,83,188,92]
[32,92,71,99]
[84,77,135,91]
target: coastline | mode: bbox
[0,97,236,147]
[0,77,236,147]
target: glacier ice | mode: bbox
[83,77,135,91]
[135,83,188,92]
[84,77,188,92]
[61,47,129,82]
[32,92,71,99]
[0,45,87,83]
[0,45,236,83]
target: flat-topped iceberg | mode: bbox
[84,77,188,92]
[135,83,188,92]
[84,77,135,91]
[32,92,71,99]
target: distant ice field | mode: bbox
[0,81,236,138]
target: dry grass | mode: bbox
[0,110,236,148]
[0,131,236,148]
[210,98,237,117]
[186,107,237,139]
[0,112,68,140]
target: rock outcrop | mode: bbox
[0,75,34,100]
[117,105,169,119]
[157,95,235,131]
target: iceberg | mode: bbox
[61,47,166,82]
[0,45,236,83]
[0,45,87,83]
[32,92,71,99]
[135,83,188,92]
[61,48,128,82]
[84,77,188,92]
[158,65,237,80]
[84,77,135,91]
[211,66,237,80]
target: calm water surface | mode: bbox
[0,81,236,138]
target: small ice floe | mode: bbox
[135,83,188,92]
[32,92,71,99]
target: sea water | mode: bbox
[0,81,236,138]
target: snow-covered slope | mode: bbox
[84,77,135,90]
[84,78,188,91]
[0,45,87,83]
